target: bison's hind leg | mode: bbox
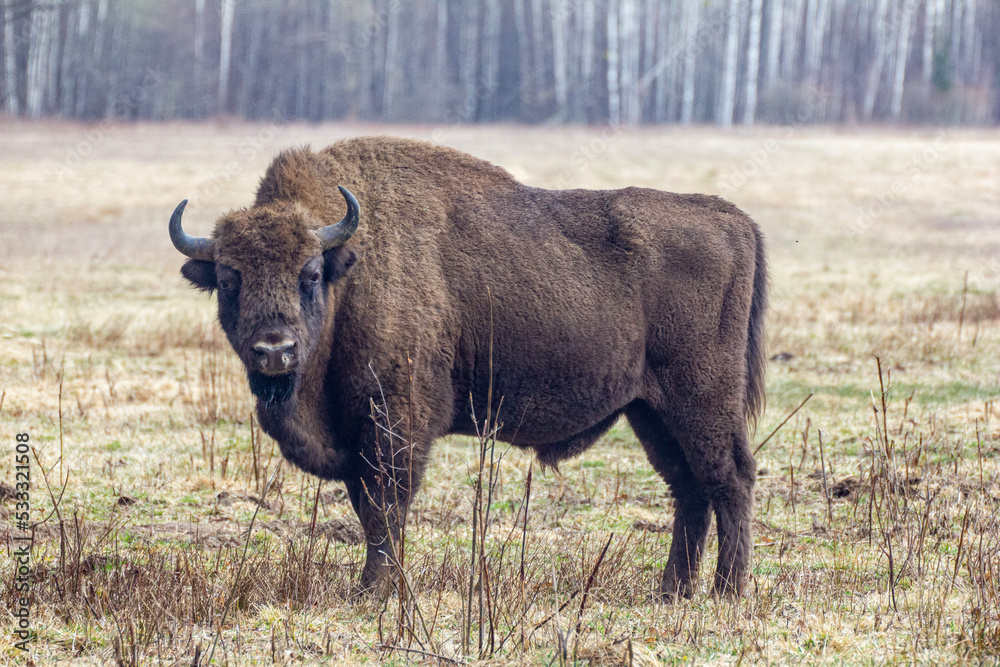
[625,401,712,600]
[709,433,756,597]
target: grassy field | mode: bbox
[1,118,999,665]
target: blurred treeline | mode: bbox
[2,0,998,125]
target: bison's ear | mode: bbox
[181,259,217,293]
[323,246,357,283]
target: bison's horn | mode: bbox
[315,186,360,250]
[169,200,215,261]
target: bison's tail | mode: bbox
[745,222,768,432]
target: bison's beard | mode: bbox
[248,371,297,408]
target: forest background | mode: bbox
[3,0,999,127]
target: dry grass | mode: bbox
[2,118,1000,665]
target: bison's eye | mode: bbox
[302,271,323,290]
[215,265,240,294]
[299,258,324,295]
[301,270,321,290]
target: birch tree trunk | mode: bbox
[3,0,20,114]
[680,0,698,124]
[530,0,545,110]
[104,4,124,118]
[827,0,846,121]
[949,0,961,84]
[295,9,307,118]
[962,0,978,85]
[619,0,639,124]
[383,1,400,121]
[718,0,740,126]
[781,0,803,80]
[641,0,657,121]
[934,0,946,75]
[566,0,581,120]
[482,0,501,120]
[309,1,323,120]
[435,0,449,119]
[744,0,763,124]
[259,7,280,118]
[618,0,630,123]
[922,0,936,84]
[218,0,235,114]
[666,0,682,122]
[74,1,92,117]
[27,1,55,118]
[194,0,206,117]
[864,0,889,120]
[93,0,111,113]
[45,0,60,114]
[551,0,568,120]
[357,6,372,120]
[890,0,916,121]
[765,0,784,84]
[513,0,531,118]
[580,0,595,121]
[59,2,77,115]
[459,2,479,121]
[804,0,818,85]
[606,0,620,125]
[654,0,674,123]
[805,0,831,89]
[241,4,265,118]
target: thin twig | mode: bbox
[958,270,968,341]
[58,367,64,486]
[377,644,465,665]
[573,533,614,662]
[529,589,580,640]
[30,447,70,529]
[519,463,533,653]
[303,478,322,577]
[817,430,833,524]
[754,393,813,456]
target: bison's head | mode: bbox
[170,188,359,408]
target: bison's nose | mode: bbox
[252,338,297,374]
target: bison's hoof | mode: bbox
[351,576,392,604]
[711,574,747,599]
[656,577,697,602]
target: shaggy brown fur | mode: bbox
[176,137,768,599]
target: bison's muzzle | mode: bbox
[252,334,298,374]
[247,329,301,406]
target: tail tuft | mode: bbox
[745,223,768,431]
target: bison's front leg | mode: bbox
[344,435,428,598]
[344,476,396,596]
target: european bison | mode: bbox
[170,137,767,599]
